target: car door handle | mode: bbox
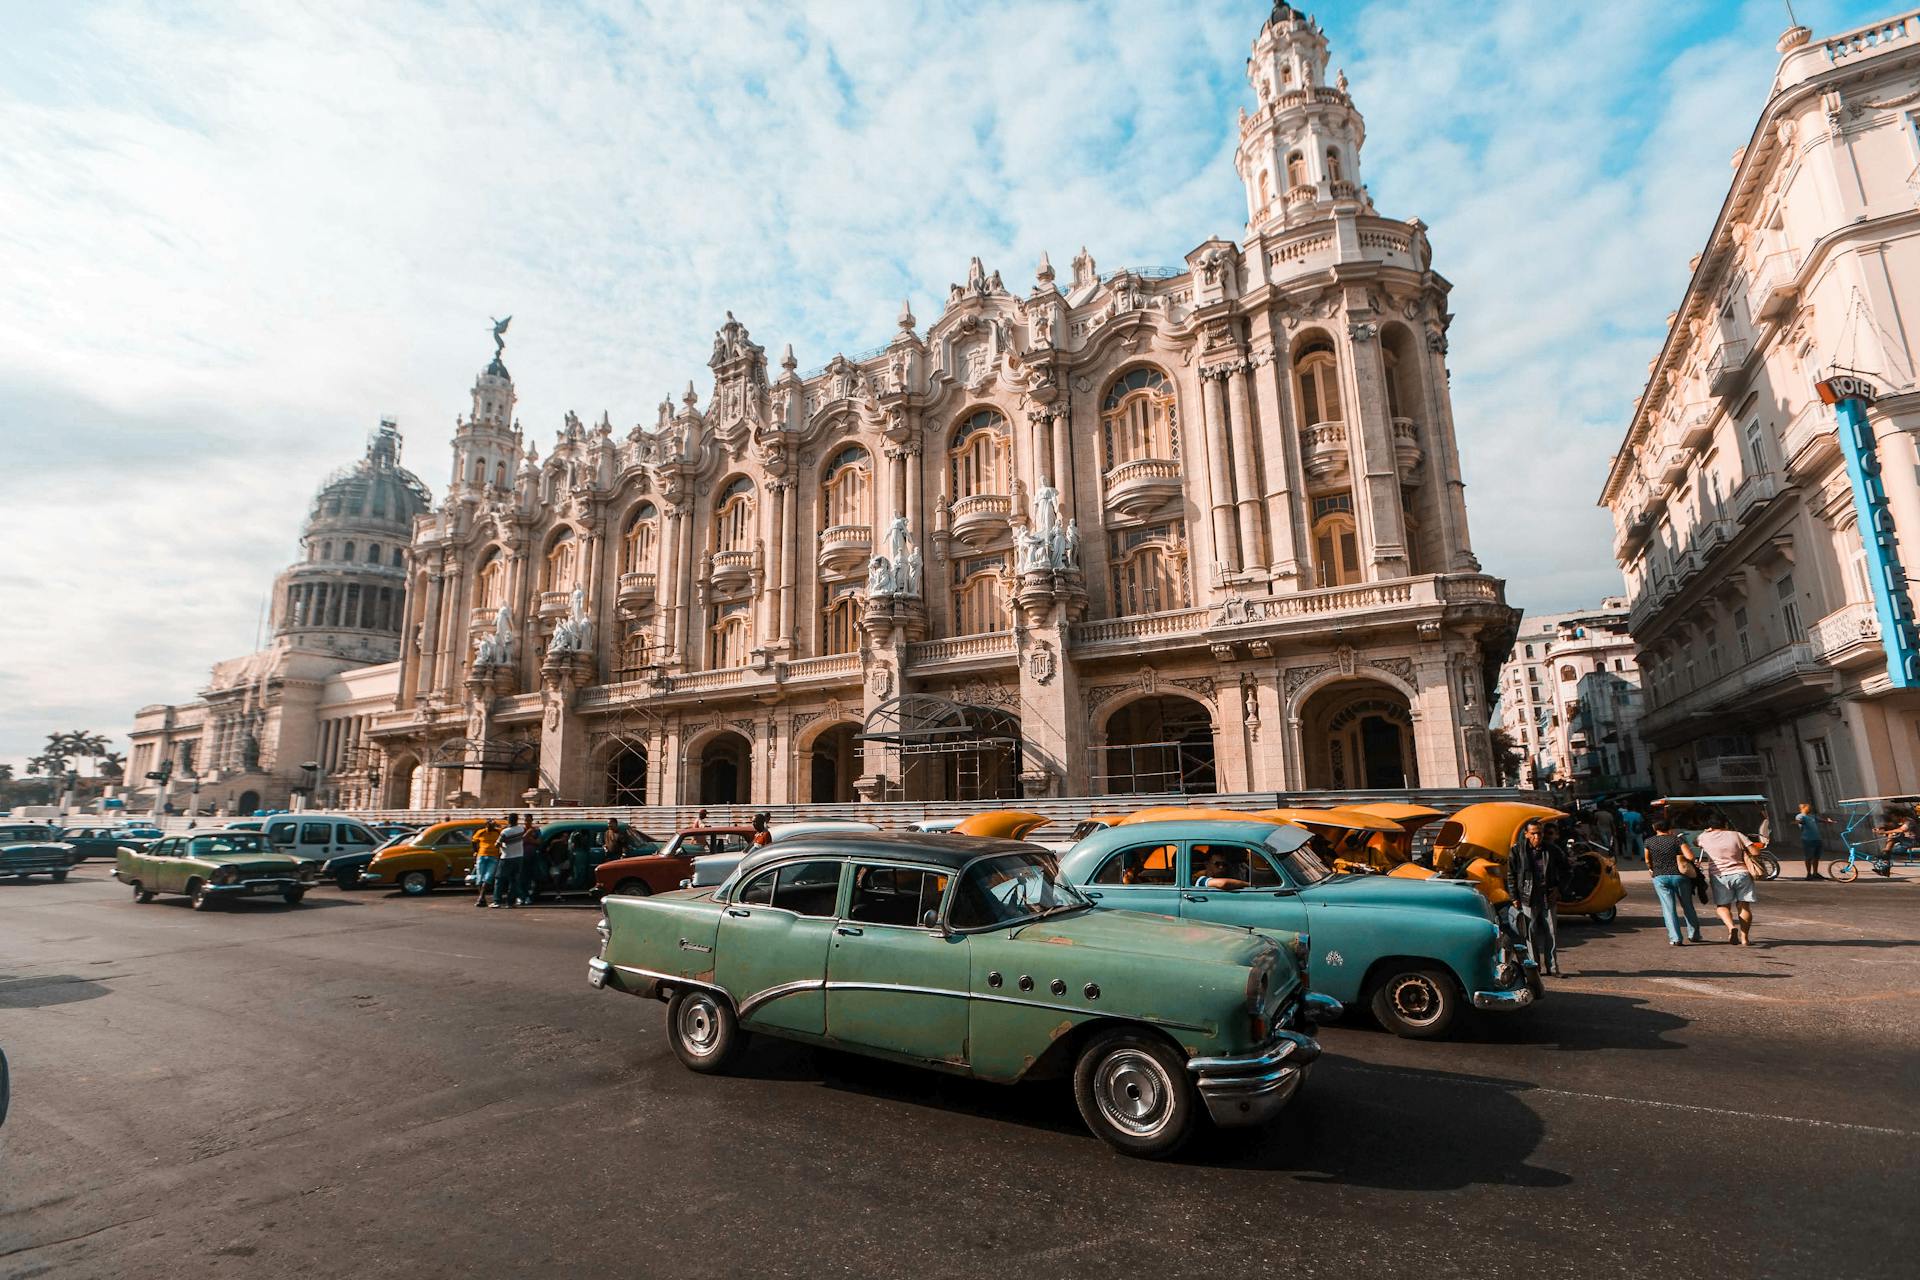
[835,925,863,936]
[1084,890,1104,899]
[726,907,750,918]
[1181,892,1207,902]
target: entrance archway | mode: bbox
[236,789,261,816]
[1299,679,1417,790]
[696,732,752,806]
[1096,695,1217,795]
[604,741,649,806]
[385,757,419,809]
[808,723,860,804]
[859,695,1023,802]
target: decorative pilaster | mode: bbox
[1197,364,1241,577]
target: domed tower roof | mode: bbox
[270,420,433,659]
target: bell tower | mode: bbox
[450,317,521,497]
[1234,3,1372,235]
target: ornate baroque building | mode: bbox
[370,3,1516,810]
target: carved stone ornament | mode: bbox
[1284,663,1334,698]
[1170,676,1217,708]
[1372,656,1417,685]
[1214,595,1258,625]
[1347,320,1379,343]
[1416,620,1442,642]
[1335,644,1357,676]
[867,664,894,699]
[1026,641,1056,685]
[544,700,561,731]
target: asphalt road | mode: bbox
[3,862,1917,1280]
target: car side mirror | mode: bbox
[921,909,940,928]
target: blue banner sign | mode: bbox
[1818,375,1920,687]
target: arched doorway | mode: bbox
[696,732,752,806]
[605,741,649,806]
[236,789,261,816]
[1299,679,1418,790]
[1096,694,1217,795]
[385,757,419,809]
[860,696,1023,802]
[808,723,860,804]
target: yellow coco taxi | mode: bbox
[359,819,489,896]
[1257,807,1409,874]
[952,810,1053,840]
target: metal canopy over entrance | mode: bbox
[858,694,1023,802]
[426,737,538,773]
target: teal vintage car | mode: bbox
[590,832,1339,1158]
[1058,820,1535,1039]
[115,830,320,909]
[0,824,76,882]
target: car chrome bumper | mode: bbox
[1471,985,1536,1011]
[205,878,302,896]
[357,872,385,885]
[1187,1029,1320,1128]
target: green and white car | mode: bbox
[591,832,1339,1158]
[115,831,319,910]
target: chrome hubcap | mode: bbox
[678,997,720,1055]
[1389,975,1442,1024]
[1094,1049,1172,1138]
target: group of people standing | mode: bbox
[1641,813,1764,946]
[471,815,532,908]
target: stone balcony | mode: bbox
[1781,400,1840,479]
[905,630,1017,672]
[1102,457,1183,518]
[468,606,495,630]
[1729,470,1780,523]
[949,493,1011,548]
[1749,247,1803,324]
[1807,600,1882,668]
[1300,421,1349,483]
[1638,641,1837,743]
[1678,406,1715,452]
[1391,417,1423,472]
[615,571,657,612]
[817,524,872,574]
[710,549,754,591]
[1708,339,1751,399]
[537,590,571,618]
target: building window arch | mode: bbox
[366,542,381,564]
[622,502,658,574]
[821,582,863,655]
[1108,521,1189,616]
[321,541,333,561]
[1286,150,1307,189]
[544,527,579,592]
[1100,367,1179,471]
[952,555,1011,635]
[343,540,356,562]
[1294,339,1343,429]
[472,458,487,486]
[1312,493,1360,587]
[391,547,405,568]
[475,550,507,610]
[949,410,1007,501]
[714,475,755,554]
[821,445,872,530]
[1325,148,1343,183]
[493,461,506,487]
[709,600,750,669]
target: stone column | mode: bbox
[780,473,799,645]
[538,654,595,804]
[657,505,683,659]
[1226,363,1268,570]
[418,571,446,695]
[1344,324,1410,578]
[1247,340,1304,584]
[395,579,420,707]
[1420,332,1475,570]
[1198,366,1241,577]
[764,479,787,646]
[1017,615,1084,798]
[904,441,925,546]
[1411,644,1465,787]
[437,565,465,693]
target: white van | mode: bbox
[262,814,381,863]
[685,820,881,888]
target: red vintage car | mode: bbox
[593,827,756,897]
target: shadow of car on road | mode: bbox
[1452,989,1691,1054]
[0,974,114,1008]
[149,895,362,912]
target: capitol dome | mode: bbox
[271,419,431,657]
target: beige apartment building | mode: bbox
[366,2,1517,810]
[1496,600,1647,796]
[1601,11,1920,818]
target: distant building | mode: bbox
[124,423,426,815]
[1495,600,1648,795]
[1600,11,1920,821]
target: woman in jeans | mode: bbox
[1641,816,1703,945]
[1697,813,1759,945]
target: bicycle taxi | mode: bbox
[1831,794,1920,881]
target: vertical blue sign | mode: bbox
[1823,375,1920,688]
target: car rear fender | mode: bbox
[603,894,723,984]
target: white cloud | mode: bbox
[0,0,1894,765]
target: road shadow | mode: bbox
[1203,1055,1570,1188]
[1572,968,1788,980]
[1457,989,1690,1053]
[0,974,113,1008]
[150,895,361,912]
[1751,937,1920,950]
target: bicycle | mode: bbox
[1829,808,1920,881]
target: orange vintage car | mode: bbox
[952,810,1053,840]
[359,819,489,896]
[1113,805,1277,826]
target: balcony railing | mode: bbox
[1807,600,1882,667]
[616,571,657,610]
[671,666,749,694]
[817,524,873,572]
[710,549,754,588]
[1391,417,1423,471]
[784,653,861,681]
[1639,642,1831,738]
[1780,400,1838,477]
[907,631,1016,666]
[1708,340,1751,398]
[1300,421,1349,482]
[1749,247,1803,323]
[468,606,496,629]
[1073,607,1213,647]
[948,494,1012,548]
[1730,471,1779,523]
[1102,457,1183,517]
[538,590,572,618]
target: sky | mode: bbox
[0,0,1895,768]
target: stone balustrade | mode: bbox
[1807,600,1882,667]
[784,653,861,680]
[906,631,1016,666]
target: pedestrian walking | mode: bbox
[1509,821,1564,976]
[518,819,542,904]
[1642,816,1703,945]
[1697,812,1758,945]
[472,818,502,907]
[493,813,526,908]
[751,812,771,846]
[1593,804,1619,857]
[1620,804,1646,861]
[1796,802,1825,880]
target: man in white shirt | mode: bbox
[493,814,526,909]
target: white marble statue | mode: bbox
[1030,482,1061,569]
[903,545,923,597]
[550,588,593,654]
[474,605,516,668]
[1063,519,1081,571]
[885,513,910,570]
[868,554,895,596]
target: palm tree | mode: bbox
[96,751,125,780]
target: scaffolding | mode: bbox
[1091,739,1218,796]
[857,695,1024,802]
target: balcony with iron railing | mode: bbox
[1806,600,1883,668]
[1708,339,1751,398]
[1780,400,1839,478]
[1638,642,1835,740]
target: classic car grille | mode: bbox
[230,862,294,880]
[2,851,69,871]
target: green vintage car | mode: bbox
[1058,820,1535,1039]
[0,824,76,882]
[115,830,320,910]
[590,832,1338,1158]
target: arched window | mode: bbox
[493,461,506,488]
[1108,523,1189,616]
[949,411,1006,501]
[366,542,381,564]
[475,551,506,610]
[544,528,578,591]
[472,458,486,486]
[952,555,1011,635]
[391,547,405,567]
[343,541,356,563]
[1560,665,1577,683]
[1101,368,1179,471]
[821,583,863,656]
[821,446,871,530]
[1257,170,1271,210]
[1312,494,1361,588]
[1286,151,1307,189]
[321,541,333,561]
[1326,148,1343,183]
[714,476,755,554]
[709,601,750,669]
[623,502,658,574]
[1294,341,1343,429]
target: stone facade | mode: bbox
[369,3,1516,810]
[1496,601,1647,796]
[1601,11,1920,822]
[125,424,427,815]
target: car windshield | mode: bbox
[186,833,272,856]
[948,851,1089,929]
[1271,837,1335,885]
[2,827,55,841]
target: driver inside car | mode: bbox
[1193,848,1251,891]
